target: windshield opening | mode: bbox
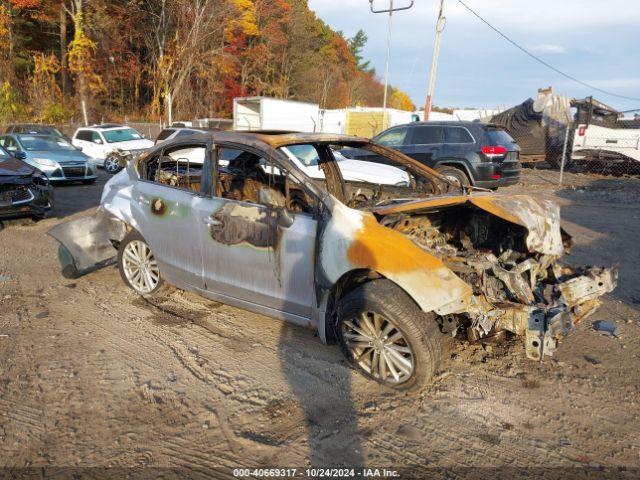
[279,142,453,210]
[103,128,143,143]
[18,135,76,151]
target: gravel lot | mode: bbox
[0,169,639,479]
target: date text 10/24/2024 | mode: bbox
[233,468,401,478]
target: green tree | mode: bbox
[348,29,372,73]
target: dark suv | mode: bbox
[344,122,521,189]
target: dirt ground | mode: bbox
[0,168,639,479]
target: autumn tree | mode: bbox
[1,0,417,122]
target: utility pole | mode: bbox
[369,0,414,129]
[424,0,446,121]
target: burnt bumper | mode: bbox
[47,210,127,278]
[488,267,617,360]
[525,267,617,359]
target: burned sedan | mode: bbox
[49,132,616,389]
[0,145,52,222]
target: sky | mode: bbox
[307,0,640,112]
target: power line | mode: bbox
[456,0,640,103]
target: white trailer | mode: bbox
[233,97,320,132]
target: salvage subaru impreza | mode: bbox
[49,131,617,390]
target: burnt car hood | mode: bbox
[0,158,41,184]
[373,193,565,256]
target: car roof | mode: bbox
[78,124,131,131]
[9,123,56,128]
[174,130,371,149]
[400,121,505,129]
[13,133,55,137]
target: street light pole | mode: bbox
[369,0,414,129]
[424,0,446,121]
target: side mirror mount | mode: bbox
[94,139,103,145]
[258,188,295,228]
[12,151,27,160]
[276,207,294,229]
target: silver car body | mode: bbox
[49,132,616,360]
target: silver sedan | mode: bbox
[50,131,616,390]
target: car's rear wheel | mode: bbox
[118,231,165,296]
[336,280,443,390]
[435,166,470,188]
[104,154,122,174]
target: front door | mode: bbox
[195,145,317,321]
[130,143,209,289]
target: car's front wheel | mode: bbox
[336,280,443,390]
[118,231,165,296]
[104,154,123,174]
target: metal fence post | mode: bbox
[559,124,571,186]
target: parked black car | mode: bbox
[5,123,70,141]
[343,122,521,189]
[0,145,53,222]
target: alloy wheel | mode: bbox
[342,311,415,385]
[122,240,160,294]
[104,155,120,174]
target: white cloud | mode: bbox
[529,44,567,54]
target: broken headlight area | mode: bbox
[380,206,618,360]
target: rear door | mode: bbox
[347,126,411,166]
[442,125,476,162]
[130,142,210,289]
[405,125,444,165]
[73,130,102,159]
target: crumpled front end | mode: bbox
[375,194,618,360]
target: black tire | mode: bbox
[117,230,169,297]
[435,166,470,188]
[81,179,96,185]
[336,279,443,391]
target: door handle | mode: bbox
[137,196,150,206]
[202,217,222,226]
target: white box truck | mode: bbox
[233,97,320,132]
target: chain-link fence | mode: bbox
[2,110,639,188]
[489,95,640,186]
[516,121,640,186]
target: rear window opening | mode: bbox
[483,127,516,145]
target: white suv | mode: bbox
[72,125,154,174]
